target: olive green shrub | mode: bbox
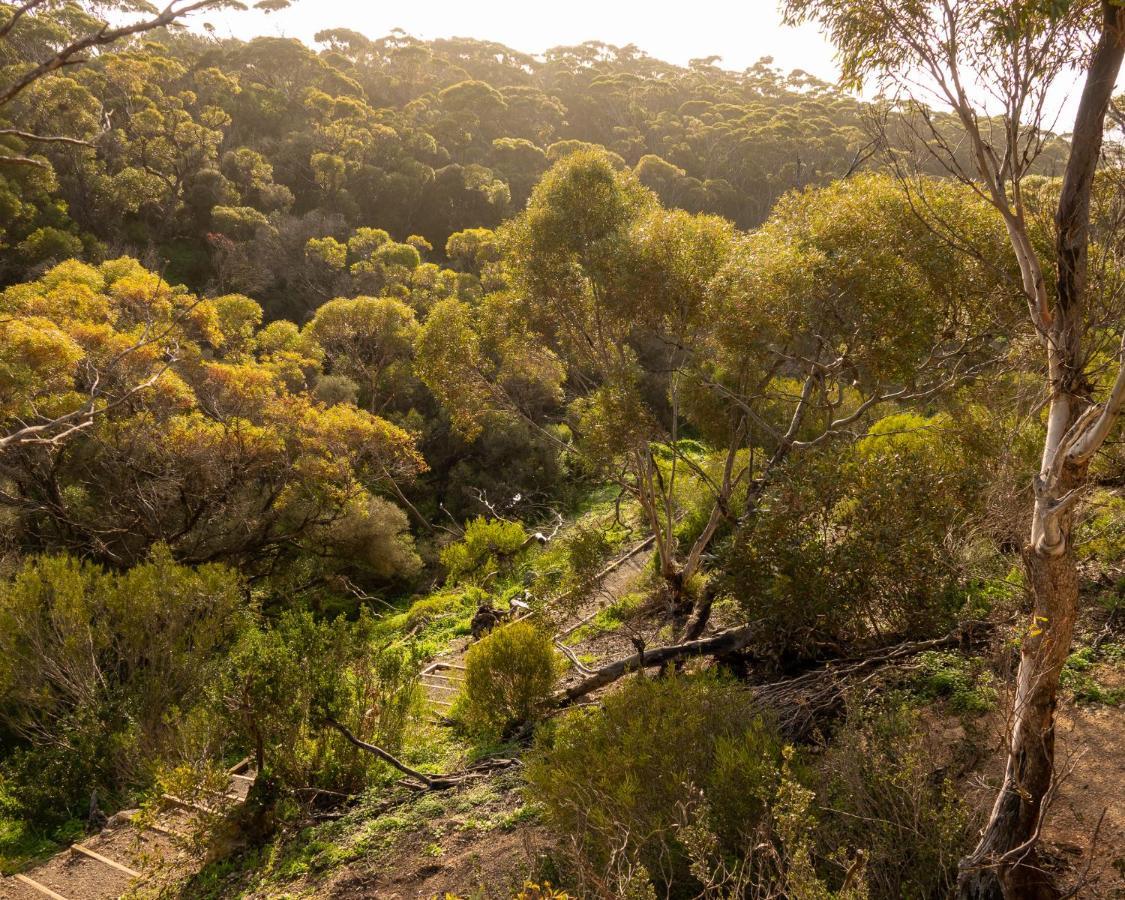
[725,412,990,659]
[0,549,248,824]
[524,673,782,896]
[215,609,422,795]
[815,699,977,900]
[456,620,560,738]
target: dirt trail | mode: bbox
[0,760,255,900]
[418,538,655,713]
[1044,684,1125,895]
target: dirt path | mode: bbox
[0,761,255,900]
[418,538,655,713]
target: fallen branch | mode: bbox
[555,639,598,676]
[555,623,757,704]
[322,718,518,790]
[555,621,995,735]
[752,624,993,738]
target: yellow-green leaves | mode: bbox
[0,258,424,571]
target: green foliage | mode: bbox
[216,609,423,793]
[0,549,248,824]
[915,652,998,714]
[305,235,348,269]
[214,206,272,240]
[726,412,992,656]
[456,620,559,738]
[440,517,529,581]
[816,700,977,900]
[1075,491,1125,565]
[1060,646,1125,706]
[525,673,782,895]
[374,587,484,654]
[16,227,83,264]
[0,259,425,584]
[0,805,82,876]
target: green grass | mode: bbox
[0,813,82,875]
[914,651,997,714]
[566,591,648,643]
[1061,644,1125,706]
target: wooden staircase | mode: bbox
[0,759,255,900]
[419,660,466,714]
[416,536,655,715]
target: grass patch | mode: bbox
[915,651,997,714]
[566,591,648,643]
[1061,644,1125,706]
[0,813,82,874]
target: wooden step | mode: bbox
[0,874,51,900]
[18,848,129,900]
[85,821,181,870]
[420,672,462,684]
[12,876,69,900]
[70,844,139,879]
[226,756,253,775]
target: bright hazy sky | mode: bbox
[199,0,842,83]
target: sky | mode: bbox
[197,0,843,84]
[193,0,1105,127]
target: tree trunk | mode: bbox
[958,545,1080,898]
[959,5,1124,895]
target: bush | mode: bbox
[215,609,422,794]
[440,516,530,581]
[815,699,977,900]
[524,673,781,896]
[1075,490,1125,565]
[0,549,249,824]
[456,620,559,738]
[724,412,989,658]
[916,651,997,714]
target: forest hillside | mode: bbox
[0,2,1122,899]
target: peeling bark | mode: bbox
[959,4,1125,895]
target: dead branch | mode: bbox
[752,623,993,738]
[556,621,995,737]
[322,718,517,791]
[555,623,758,704]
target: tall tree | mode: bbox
[783,1,1125,896]
[0,1,292,163]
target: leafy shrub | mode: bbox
[725,412,989,658]
[815,699,978,900]
[456,620,559,738]
[0,549,248,824]
[915,651,997,714]
[215,609,422,794]
[524,673,781,895]
[374,587,483,658]
[1075,491,1125,565]
[441,516,530,581]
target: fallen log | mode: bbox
[555,621,995,732]
[555,623,757,703]
[323,718,519,791]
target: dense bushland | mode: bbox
[2,4,1124,893]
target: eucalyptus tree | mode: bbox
[0,0,290,448]
[0,0,290,164]
[422,151,1015,628]
[688,171,1017,636]
[0,258,425,576]
[784,0,1125,895]
[501,149,740,615]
